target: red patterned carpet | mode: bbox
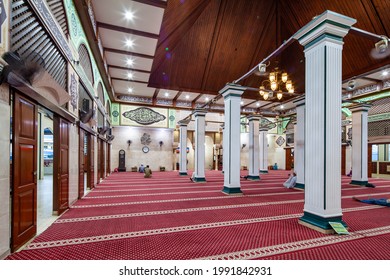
[6,170,390,260]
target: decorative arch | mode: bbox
[78,44,94,86]
[97,82,104,105]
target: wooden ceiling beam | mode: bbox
[105,47,154,59]
[152,88,160,105]
[111,77,148,84]
[242,100,258,109]
[132,0,167,9]
[361,76,383,83]
[97,22,160,39]
[108,65,151,74]
[191,93,203,109]
[172,91,183,107]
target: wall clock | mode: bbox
[142,146,149,153]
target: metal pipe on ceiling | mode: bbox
[233,37,296,84]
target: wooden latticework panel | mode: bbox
[10,0,67,89]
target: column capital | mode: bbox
[293,10,356,47]
[259,127,268,132]
[219,83,246,97]
[178,119,190,126]
[247,114,261,122]
[193,109,207,117]
[348,103,371,113]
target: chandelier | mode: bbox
[259,68,294,100]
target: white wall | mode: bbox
[0,85,10,259]
[268,134,286,170]
[205,135,214,170]
[111,126,174,171]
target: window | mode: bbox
[372,144,378,161]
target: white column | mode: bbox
[220,84,245,194]
[178,119,190,176]
[350,104,371,185]
[259,127,268,174]
[294,11,356,233]
[293,97,305,189]
[247,115,260,180]
[193,109,207,182]
[221,124,225,174]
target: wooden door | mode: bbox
[88,134,95,189]
[12,93,38,252]
[107,143,111,175]
[53,117,69,215]
[97,138,101,182]
[367,143,372,178]
[341,145,346,175]
[78,128,85,199]
[285,147,293,170]
[100,139,105,180]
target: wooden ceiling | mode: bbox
[80,0,390,112]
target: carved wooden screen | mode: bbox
[10,0,67,89]
[46,0,69,37]
[78,44,94,86]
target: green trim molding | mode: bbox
[299,212,347,231]
[259,170,268,174]
[295,183,305,189]
[222,187,243,195]
[247,175,260,181]
[179,172,188,176]
[304,32,343,50]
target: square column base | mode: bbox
[295,183,305,189]
[179,172,188,176]
[247,175,260,180]
[350,180,368,186]
[299,212,348,234]
[259,170,268,174]
[222,186,243,195]
[193,177,206,182]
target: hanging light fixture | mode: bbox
[258,67,294,101]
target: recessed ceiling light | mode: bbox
[128,87,133,93]
[205,97,209,102]
[185,95,190,100]
[125,39,134,48]
[126,58,134,66]
[280,105,284,109]
[164,92,169,97]
[127,73,133,79]
[382,70,389,76]
[240,101,244,105]
[256,102,260,107]
[125,11,134,20]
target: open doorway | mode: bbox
[37,109,56,235]
[371,143,390,179]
